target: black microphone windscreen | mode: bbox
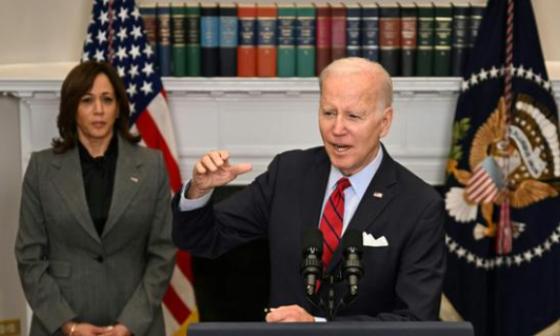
[302,228,323,255]
[342,229,363,251]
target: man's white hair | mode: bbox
[319,57,393,108]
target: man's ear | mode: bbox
[380,106,394,138]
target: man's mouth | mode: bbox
[333,144,350,152]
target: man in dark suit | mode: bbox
[172,57,445,322]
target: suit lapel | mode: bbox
[300,150,330,232]
[102,137,144,238]
[51,148,101,244]
[327,147,398,273]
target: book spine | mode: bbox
[346,5,362,58]
[185,4,201,76]
[316,4,332,75]
[257,5,277,77]
[277,6,297,77]
[433,5,452,76]
[468,5,486,65]
[140,5,158,66]
[331,4,347,62]
[157,4,172,76]
[171,4,187,76]
[201,5,219,76]
[400,5,417,77]
[379,6,401,76]
[296,6,316,77]
[361,5,379,62]
[451,5,470,76]
[219,5,238,77]
[237,5,257,77]
[415,5,434,76]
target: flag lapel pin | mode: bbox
[130,176,139,183]
[373,191,383,198]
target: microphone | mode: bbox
[300,228,323,297]
[341,229,364,297]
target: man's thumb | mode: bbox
[230,163,252,176]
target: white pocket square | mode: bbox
[363,232,389,247]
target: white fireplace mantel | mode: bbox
[2,77,560,185]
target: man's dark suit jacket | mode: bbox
[172,146,445,320]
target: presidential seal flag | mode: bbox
[441,0,560,335]
[82,1,198,335]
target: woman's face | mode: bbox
[76,73,118,145]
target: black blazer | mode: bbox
[172,146,445,320]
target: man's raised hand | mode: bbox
[187,150,252,198]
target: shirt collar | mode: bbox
[326,146,384,197]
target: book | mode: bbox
[157,4,172,76]
[316,3,332,75]
[277,5,297,77]
[416,4,434,76]
[451,4,470,76]
[433,4,453,76]
[379,5,401,76]
[171,3,187,76]
[361,4,379,62]
[257,5,277,77]
[219,4,237,76]
[185,3,201,76]
[331,3,347,62]
[400,4,417,76]
[468,4,486,64]
[295,4,316,77]
[237,4,257,77]
[139,5,158,67]
[201,4,219,76]
[346,3,362,58]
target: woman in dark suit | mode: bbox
[15,61,176,336]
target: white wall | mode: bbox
[0,96,26,335]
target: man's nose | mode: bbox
[332,116,346,134]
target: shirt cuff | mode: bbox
[314,316,327,322]
[178,181,213,212]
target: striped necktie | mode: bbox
[319,177,351,268]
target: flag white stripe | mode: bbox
[169,265,197,311]
[147,92,180,159]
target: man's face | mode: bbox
[319,72,393,176]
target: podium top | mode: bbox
[188,321,474,336]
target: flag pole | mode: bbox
[496,0,514,255]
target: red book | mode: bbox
[237,5,257,77]
[257,5,277,77]
[331,4,347,61]
[316,4,331,75]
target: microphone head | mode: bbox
[301,228,323,256]
[341,229,363,256]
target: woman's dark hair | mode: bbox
[52,61,140,153]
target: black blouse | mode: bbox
[78,136,118,236]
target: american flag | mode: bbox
[465,157,505,204]
[82,0,198,334]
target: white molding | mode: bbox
[3,77,560,186]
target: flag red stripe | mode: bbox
[135,109,182,192]
[163,284,191,323]
[176,250,195,281]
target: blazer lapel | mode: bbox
[102,137,144,238]
[300,150,331,232]
[50,148,101,244]
[327,147,398,273]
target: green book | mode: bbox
[277,5,297,77]
[433,4,452,76]
[296,5,316,77]
[185,3,201,76]
[416,4,434,76]
[171,4,187,76]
